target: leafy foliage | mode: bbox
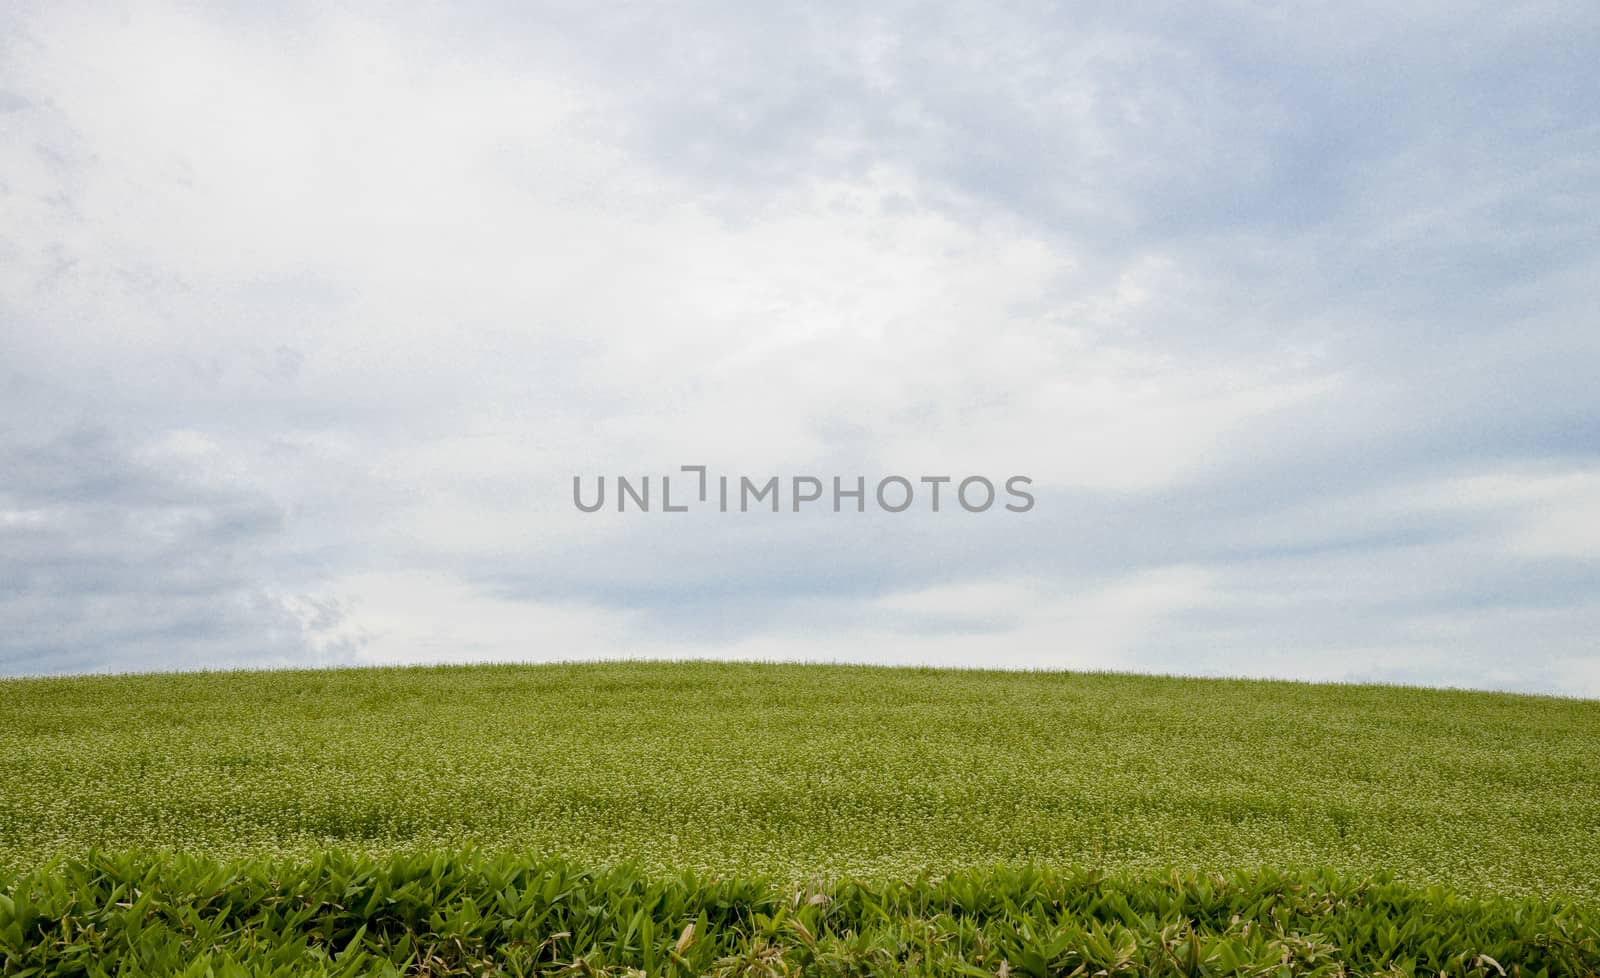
[3,853,1596,976]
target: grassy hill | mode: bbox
[3,660,1597,902]
[5,661,1600,974]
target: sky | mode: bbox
[1,1,1597,694]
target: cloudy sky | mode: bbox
[2,2,1597,694]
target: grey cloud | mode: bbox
[0,428,362,674]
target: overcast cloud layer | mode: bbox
[2,1,1597,694]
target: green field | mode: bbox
[3,661,1599,974]
[3,661,1598,896]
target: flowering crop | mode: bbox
[2,661,1597,905]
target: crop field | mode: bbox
[3,661,1599,974]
